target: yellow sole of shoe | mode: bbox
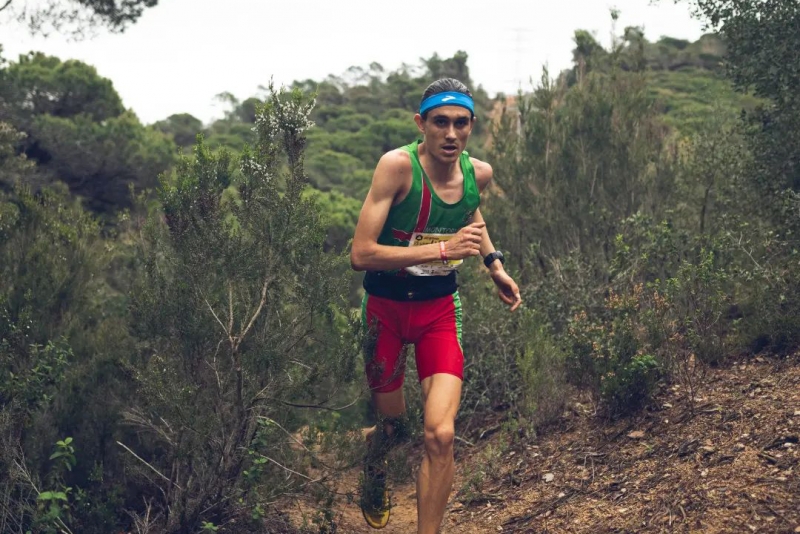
[360,481,390,529]
[362,506,390,529]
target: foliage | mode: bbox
[34,437,77,533]
[152,113,205,148]
[686,0,800,354]
[456,431,511,505]
[564,27,756,135]
[484,28,754,415]
[692,0,800,195]
[0,182,103,362]
[33,110,175,211]
[563,267,721,417]
[648,68,759,134]
[489,64,679,285]
[641,33,726,72]
[4,0,159,37]
[0,179,119,534]
[302,188,361,252]
[514,313,568,428]
[0,52,124,123]
[125,84,357,531]
[457,264,567,434]
[0,52,176,214]
[0,120,33,179]
[564,285,660,416]
[566,26,726,79]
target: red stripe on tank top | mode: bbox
[391,174,433,242]
[414,178,432,233]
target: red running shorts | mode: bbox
[361,292,463,393]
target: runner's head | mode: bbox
[419,78,475,120]
[415,78,476,163]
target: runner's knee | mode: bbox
[423,422,454,457]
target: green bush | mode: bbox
[600,354,660,417]
[665,250,732,364]
[563,285,657,415]
[456,264,568,434]
[126,84,356,531]
[515,315,568,429]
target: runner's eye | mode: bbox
[455,118,469,128]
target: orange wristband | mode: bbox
[439,241,448,264]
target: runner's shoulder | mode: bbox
[469,157,493,190]
[378,148,412,173]
[373,149,412,184]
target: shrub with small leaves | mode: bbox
[127,83,357,532]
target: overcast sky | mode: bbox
[2,0,706,125]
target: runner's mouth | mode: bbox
[442,145,458,153]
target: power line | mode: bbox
[505,27,537,89]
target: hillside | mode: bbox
[648,68,760,135]
[286,354,800,533]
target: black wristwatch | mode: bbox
[483,250,505,269]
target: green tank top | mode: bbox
[377,140,481,277]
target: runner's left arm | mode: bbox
[472,158,522,312]
[471,208,500,270]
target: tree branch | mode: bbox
[227,281,234,334]
[257,416,314,455]
[122,411,175,447]
[257,453,322,483]
[238,275,273,345]
[117,441,181,489]
[203,296,229,337]
[0,0,13,13]
[272,393,365,412]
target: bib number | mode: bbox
[405,232,462,276]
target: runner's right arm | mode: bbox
[350,151,483,272]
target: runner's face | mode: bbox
[415,105,475,163]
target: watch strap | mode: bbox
[484,251,504,268]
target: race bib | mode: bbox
[404,232,463,276]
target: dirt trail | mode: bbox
[329,460,490,534]
[289,354,800,533]
[332,469,421,534]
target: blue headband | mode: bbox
[419,91,474,117]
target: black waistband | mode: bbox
[363,271,458,301]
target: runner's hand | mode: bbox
[491,270,522,312]
[444,222,484,260]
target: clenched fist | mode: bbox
[444,222,485,260]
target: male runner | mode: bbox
[350,78,521,533]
